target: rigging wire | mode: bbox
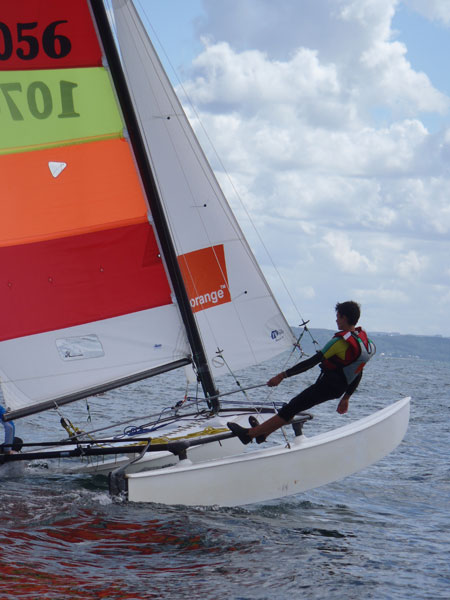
[54,398,209,442]
[211,351,253,403]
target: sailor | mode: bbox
[227,301,375,444]
[0,405,22,454]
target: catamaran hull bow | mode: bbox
[123,397,410,507]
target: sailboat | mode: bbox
[0,0,410,507]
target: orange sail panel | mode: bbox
[0,223,172,342]
[179,245,231,313]
[1,139,149,246]
[0,0,102,70]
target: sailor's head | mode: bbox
[335,301,360,327]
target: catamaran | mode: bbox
[0,0,410,507]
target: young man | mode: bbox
[228,301,375,444]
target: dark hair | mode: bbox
[335,301,361,326]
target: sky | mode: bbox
[135,0,450,337]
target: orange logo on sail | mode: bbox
[178,245,231,313]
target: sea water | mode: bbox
[0,353,448,600]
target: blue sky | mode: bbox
[134,1,450,336]
[395,7,450,91]
[393,5,450,129]
[136,0,204,72]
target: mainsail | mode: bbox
[0,0,294,421]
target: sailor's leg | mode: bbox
[2,419,15,453]
[246,385,320,443]
[247,414,288,442]
[228,373,346,445]
[229,381,328,445]
[277,373,346,423]
[227,414,287,445]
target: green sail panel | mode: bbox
[0,67,124,154]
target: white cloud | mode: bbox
[322,231,376,273]
[178,0,450,334]
[395,250,427,278]
[186,43,344,127]
[360,40,448,115]
[355,286,410,304]
[435,285,450,306]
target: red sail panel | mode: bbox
[1,139,149,247]
[0,0,102,71]
[0,223,172,342]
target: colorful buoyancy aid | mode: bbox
[322,327,376,384]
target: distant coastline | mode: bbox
[291,327,450,363]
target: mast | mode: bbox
[89,0,220,410]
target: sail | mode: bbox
[0,0,190,418]
[111,0,296,378]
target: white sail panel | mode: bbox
[112,1,296,373]
[0,307,189,413]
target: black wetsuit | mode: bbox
[277,352,362,422]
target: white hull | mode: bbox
[125,397,410,507]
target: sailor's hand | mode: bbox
[267,372,286,387]
[336,395,350,414]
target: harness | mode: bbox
[322,328,376,384]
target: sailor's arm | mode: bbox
[267,352,323,386]
[336,372,362,414]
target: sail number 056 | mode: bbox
[0,21,71,60]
